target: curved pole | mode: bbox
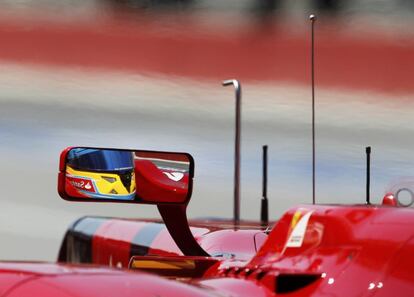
[222,79,242,226]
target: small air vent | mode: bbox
[276,273,320,294]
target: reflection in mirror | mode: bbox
[134,151,191,203]
[66,148,136,200]
[62,147,192,204]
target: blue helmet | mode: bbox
[67,148,134,172]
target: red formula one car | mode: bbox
[1,144,413,296]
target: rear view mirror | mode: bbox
[58,147,194,204]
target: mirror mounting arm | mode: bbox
[157,204,209,257]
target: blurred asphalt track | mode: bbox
[0,5,413,260]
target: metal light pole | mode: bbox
[222,79,241,226]
[261,145,269,227]
[366,146,371,205]
[310,14,317,205]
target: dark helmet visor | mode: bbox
[67,149,134,172]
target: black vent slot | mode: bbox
[276,273,320,294]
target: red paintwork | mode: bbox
[92,219,142,267]
[146,225,189,256]
[0,262,216,297]
[3,204,414,295]
[90,219,210,266]
[87,217,262,267]
[198,277,275,297]
[135,151,190,162]
[147,224,210,256]
[382,193,398,206]
[57,146,73,199]
[134,159,189,203]
[57,203,414,295]
[238,205,414,296]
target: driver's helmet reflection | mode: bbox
[66,148,136,200]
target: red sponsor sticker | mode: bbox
[67,176,96,193]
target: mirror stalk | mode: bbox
[158,204,209,256]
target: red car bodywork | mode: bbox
[55,203,414,296]
[0,262,217,297]
[3,148,413,296]
[3,202,414,296]
[0,142,414,297]
[58,217,266,265]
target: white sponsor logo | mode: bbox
[70,180,85,189]
[163,172,184,182]
[286,211,314,248]
[85,182,92,190]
